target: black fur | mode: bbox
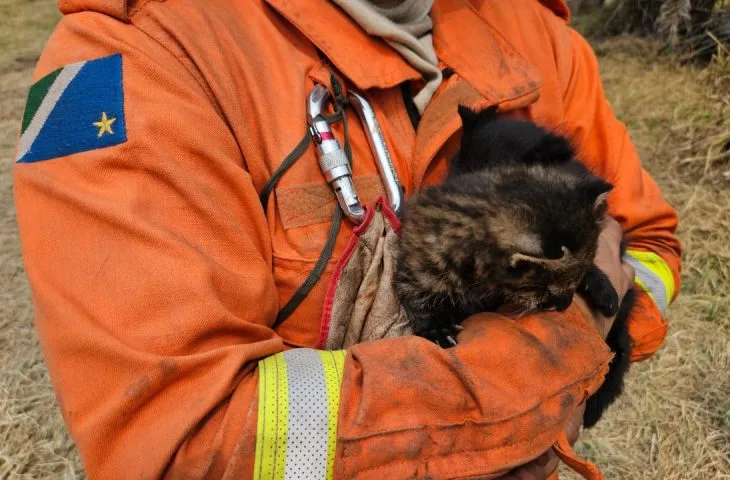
[396,105,634,428]
[581,240,636,428]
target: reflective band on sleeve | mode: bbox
[254,348,347,480]
[255,352,288,480]
[623,250,676,316]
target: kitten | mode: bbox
[394,105,634,428]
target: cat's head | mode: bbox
[475,164,613,313]
[453,105,577,175]
[450,106,614,313]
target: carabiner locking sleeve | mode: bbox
[307,84,366,224]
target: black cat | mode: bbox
[395,105,634,428]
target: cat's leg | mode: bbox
[578,266,619,317]
[401,294,461,347]
[412,309,461,347]
[583,287,635,428]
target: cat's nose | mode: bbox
[552,293,573,311]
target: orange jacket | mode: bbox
[14,0,680,478]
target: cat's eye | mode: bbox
[508,262,531,275]
[543,244,571,259]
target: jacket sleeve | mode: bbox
[15,12,613,479]
[558,27,682,361]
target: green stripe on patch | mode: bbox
[21,68,62,134]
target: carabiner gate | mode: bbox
[306,83,404,224]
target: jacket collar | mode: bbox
[265,0,541,104]
[431,0,541,105]
[265,0,544,188]
[265,0,422,90]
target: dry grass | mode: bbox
[0,1,80,479]
[562,37,730,479]
[0,2,728,479]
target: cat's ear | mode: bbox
[458,105,481,130]
[586,178,613,213]
[458,105,498,130]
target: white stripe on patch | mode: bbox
[16,61,86,161]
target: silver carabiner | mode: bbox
[348,91,404,217]
[306,83,404,223]
[307,84,365,224]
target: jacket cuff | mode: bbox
[623,249,676,316]
[626,288,669,361]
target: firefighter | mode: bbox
[14,0,679,478]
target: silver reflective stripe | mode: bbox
[623,253,669,315]
[255,349,345,480]
[283,349,331,479]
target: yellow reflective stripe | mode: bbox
[624,250,676,315]
[627,250,676,301]
[254,353,289,480]
[254,349,346,480]
[318,350,347,480]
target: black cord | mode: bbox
[272,207,343,328]
[399,81,421,130]
[267,75,354,328]
[260,130,311,211]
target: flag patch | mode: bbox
[16,54,126,163]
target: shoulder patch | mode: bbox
[16,54,127,163]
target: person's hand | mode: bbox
[495,218,634,480]
[496,402,585,480]
[575,216,636,339]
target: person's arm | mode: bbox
[497,218,636,480]
[16,11,614,479]
[558,24,682,361]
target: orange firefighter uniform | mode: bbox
[14,0,680,478]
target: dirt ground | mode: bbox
[1,1,728,479]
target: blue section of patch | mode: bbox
[17,54,126,163]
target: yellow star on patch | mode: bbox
[93,112,116,138]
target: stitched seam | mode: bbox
[341,420,567,477]
[127,6,251,168]
[128,0,162,17]
[267,1,416,85]
[339,356,609,442]
[272,256,339,270]
[461,0,543,96]
[129,10,220,116]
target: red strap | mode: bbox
[553,431,603,480]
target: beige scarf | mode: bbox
[332,0,442,113]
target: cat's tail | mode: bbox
[583,287,636,428]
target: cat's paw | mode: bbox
[578,266,619,317]
[425,325,461,348]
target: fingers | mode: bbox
[622,262,636,292]
[565,402,587,445]
[593,216,632,304]
[500,450,559,480]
